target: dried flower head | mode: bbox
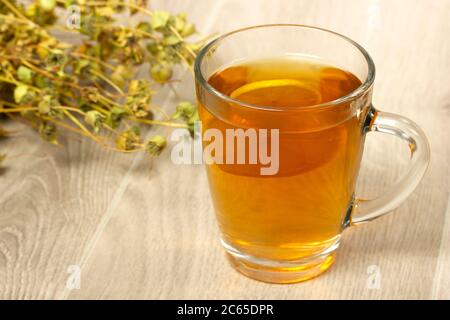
[116,127,141,151]
[39,121,57,144]
[85,110,105,133]
[146,135,166,156]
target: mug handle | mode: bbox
[351,107,430,225]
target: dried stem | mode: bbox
[71,52,117,71]
[130,117,188,129]
[0,0,31,23]
[90,69,125,96]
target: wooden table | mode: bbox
[0,0,449,299]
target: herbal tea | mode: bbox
[199,57,368,266]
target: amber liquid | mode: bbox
[199,57,367,262]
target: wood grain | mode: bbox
[1,0,449,299]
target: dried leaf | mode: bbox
[151,11,170,30]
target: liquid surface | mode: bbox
[199,57,367,262]
[208,58,361,108]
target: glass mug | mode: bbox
[194,25,430,283]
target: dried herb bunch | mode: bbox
[0,0,201,161]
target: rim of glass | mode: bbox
[194,24,376,111]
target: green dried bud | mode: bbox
[38,101,51,115]
[173,101,197,120]
[173,101,199,138]
[116,128,140,151]
[39,0,56,11]
[84,110,105,133]
[25,3,37,17]
[39,122,58,145]
[14,85,35,104]
[137,22,152,34]
[17,66,34,83]
[45,49,67,68]
[146,42,162,55]
[34,74,51,89]
[125,80,153,118]
[107,106,128,129]
[14,86,27,103]
[146,135,166,156]
[37,95,60,115]
[126,99,149,118]
[151,11,170,30]
[155,49,169,61]
[80,13,107,39]
[81,87,100,103]
[187,114,200,138]
[150,61,173,83]
[130,125,140,136]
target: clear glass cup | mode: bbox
[194,24,430,283]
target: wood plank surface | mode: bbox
[0,0,449,299]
